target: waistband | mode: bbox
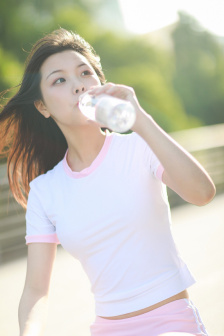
[95,299,190,324]
[90,299,208,336]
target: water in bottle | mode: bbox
[78,92,136,133]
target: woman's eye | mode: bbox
[54,78,65,85]
[81,70,92,76]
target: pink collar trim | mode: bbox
[62,132,113,179]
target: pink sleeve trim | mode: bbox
[156,164,164,181]
[25,233,60,245]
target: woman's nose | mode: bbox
[74,86,85,94]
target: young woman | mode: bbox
[0,28,215,336]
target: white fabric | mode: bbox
[25,131,195,317]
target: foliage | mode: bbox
[0,47,23,93]
[93,33,197,131]
[172,12,224,126]
[0,2,223,131]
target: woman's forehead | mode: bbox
[40,50,92,75]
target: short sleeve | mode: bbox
[25,182,60,245]
[133,132,164,181]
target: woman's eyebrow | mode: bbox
[46,70,63,80]
[46,63,89,80]
[77,62,88,68]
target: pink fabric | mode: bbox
[25,233,60,244]
[62,132,113,179]
[90,299,208,336]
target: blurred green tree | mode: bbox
[172,11,224,125]
[1,2,223,131]
[0,47,22,93]
[0,0,96,61]
[93,32,199,131]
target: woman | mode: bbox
[0,28,215,336]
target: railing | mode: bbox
[167,124,224,206]
[0,124,224,263]
[0,167,26,264]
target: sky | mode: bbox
[118,0,224,36]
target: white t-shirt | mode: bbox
[25,131,195,317]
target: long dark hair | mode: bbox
[0,28,106,208]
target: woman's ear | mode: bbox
[34,100,51,118]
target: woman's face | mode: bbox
[36,50,101,129]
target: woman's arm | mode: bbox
[19,243,57,336]
[133,109,216,206]
[88,83,216,206]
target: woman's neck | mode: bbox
[65,125,107,172]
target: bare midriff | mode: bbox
[99,289,189,320]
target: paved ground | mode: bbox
[0,194,224,336]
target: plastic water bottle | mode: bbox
[78,92,136,133]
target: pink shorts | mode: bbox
[90,299,208,336]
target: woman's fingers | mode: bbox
[88,83,144,131]
[88,83,134,101]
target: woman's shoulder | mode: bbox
[111,131,138,145]
[29,160,63,191]
[111,131,145,150]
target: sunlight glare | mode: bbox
[118,0,224,36]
